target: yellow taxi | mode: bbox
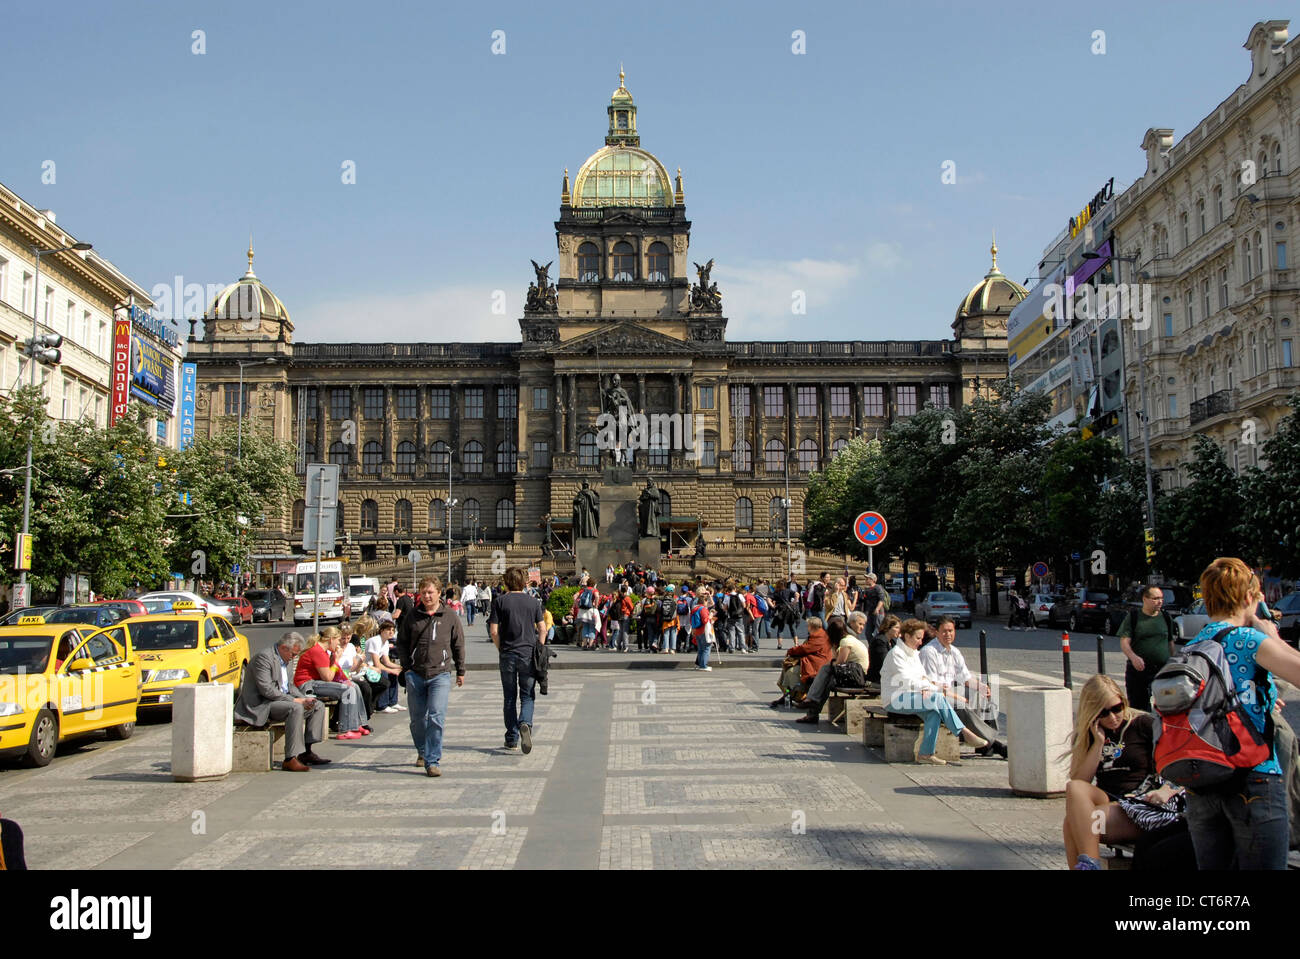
[112,601,250,709]
[0,615,140,767]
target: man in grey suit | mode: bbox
[234,632,329,772]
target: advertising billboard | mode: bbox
[110,311,132,426]
[180,363,197,450]
[129,335,176,408]
[1008,262,1067,372]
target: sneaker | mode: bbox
[382,706,399,714]
[694,665,712,671]
[415,755,425,766]
[504,740,520,750]
[393,704,407,711]
[520,722,533,755]
[425,764,441,777]
[1074,854,1101,871]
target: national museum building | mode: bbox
[186,75,1022,574]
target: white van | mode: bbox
[348,576,379,616]
[293,559,347,625]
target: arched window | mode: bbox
[764,438,786,473]
[769,496,786,532]
[734,496,753,530]
[732,439,752,472]
[361,499,378,532]
[1255,231,1264,274]
[394,499,412,533]
[1196,198,1206,235]
[647,241,669,282]
[647,430,669,468]
[428,498,445,531]
[1258,151,1269,180]
[612,241,635,282]
[462,440,483,474]
[1274,141,1283,175]
[1190,374,1199,403]
[429,440,450,473]
[362,441,382,474]
[329,440,351,466]
[292,499,305,532]
[462,498,481,536]
[797,438,819,472]
[496,441,517,475]
[1180,211,1189,248]
[578,432,599,467]
[1208,364,1216,395]
[1213,185,1223,224]
[577,242,600,282]
[831,438,848,459]
[495,498,515,530]
[658,490,671,518]
[1250,333,1259,376]
[395,441,416,475]
[1243,239,1253,281]
[302,441,316,466]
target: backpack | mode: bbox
[730,593,746,618]
[659,597,676,620]
[578,588,596,610]
[677,598,692,618]
[879,587,891,612]
[1151,627,1273,789]
[755,595,768,615]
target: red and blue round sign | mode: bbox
[853,511,888,547]
[1032,561,1049,579]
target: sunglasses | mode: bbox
[1101,702,1125,717]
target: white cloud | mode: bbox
[717,241,904,339]
[294,284,522,342]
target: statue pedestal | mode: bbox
[574,538,600,579]
[638,536,661,568]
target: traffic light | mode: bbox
[20,332,63,366]
[1144,527,1156,566]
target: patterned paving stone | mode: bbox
[22,832,153,871]
[0,778,248,824]
[604,773,880,814]
[253,777,546,819]
[609,719,800,740]
[599,823,949,869]
[173,827,526,870]
[608,741,844,770]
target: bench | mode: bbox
[232,722,288,772]
[862,704,961,762]
[824,686,879,726]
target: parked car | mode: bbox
[1054,588,1118,634]
[1028,592,1065,626]
[138,590,212,612]
[0,605,60,627]
[212,595,253,626]
[1108,584,1195,635]
[244,588,287,623]
[1275,592,1300,648]
[1175,600,1211,645]
[44,605,132,629]
[914,591,971,629]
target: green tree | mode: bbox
[803,436,887,561]
[1038,432,1125,582]
[165,426,299,586]
[1157,435,1248,583]
[1241,392,1300,574]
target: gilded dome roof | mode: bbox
[956,237,1027,321]
[207,242,291,323]
[573,145,672,208]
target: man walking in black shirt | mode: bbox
[489,566,547,753]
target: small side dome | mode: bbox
[955,236,1027,322]
[207,241,291,325]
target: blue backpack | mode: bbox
[578,588,596,610]
[755,595,769,615]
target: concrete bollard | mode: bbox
[1007,685,1072,797]
[172,683,233,782]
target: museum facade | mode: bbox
[185,74,1023,572]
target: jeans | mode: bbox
[406,671,453,767]
[609,620,627,651]
[726,620,745,652]
[695,633,710,668]
[757,613,771,638]
[887,690,966,756]
[661,625,678,652]
[376,671,399,709]
[499,653,536,745]
[300,679,363,733]
[465,602,476,626]
[1186,772,1288,869]
[805,663,836,707]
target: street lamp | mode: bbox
[1083,249,1158,572]
[16,241,91,608]
[235,357,278,459]
[782,454,792,581]
[445,498,458,581]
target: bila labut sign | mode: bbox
[110,309,132,426]
[180,363,197,449]
[1068,177,1115,239]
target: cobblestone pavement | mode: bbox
[0,669,1071,870]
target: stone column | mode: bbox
[315,390,326,466]
[852,382,862,435]
[636,373,647,413]
[672,373,682,416]
[819,383,830,460]
[450,384,461,464]
[786,383,796,460]
[554,374,565,452]
[684,373,693,416]
[752,383,764,474]
[416,385,427,465]
[382,387,393,464]
[566,375,577,452]
[485,385,497,478]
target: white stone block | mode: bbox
[1007,685,1072,797]
[171,683,233,782]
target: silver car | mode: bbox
[915,591,972,629]
[1029,592,1065,626]
[1176,601,1210,644]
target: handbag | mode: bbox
[779,655,801,691]
[364,668,382,684]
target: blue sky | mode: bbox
[0,1,1283,343]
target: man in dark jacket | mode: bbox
[396,576,466,777]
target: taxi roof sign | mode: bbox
[16,614,46,625]
[171,600,198,611]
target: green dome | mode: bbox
[573,146,671,208]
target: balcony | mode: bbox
[1189,388,1235,426]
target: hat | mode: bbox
[646,587,656,596]
[666,584,675,592]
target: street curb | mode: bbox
[464,657,784,671]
